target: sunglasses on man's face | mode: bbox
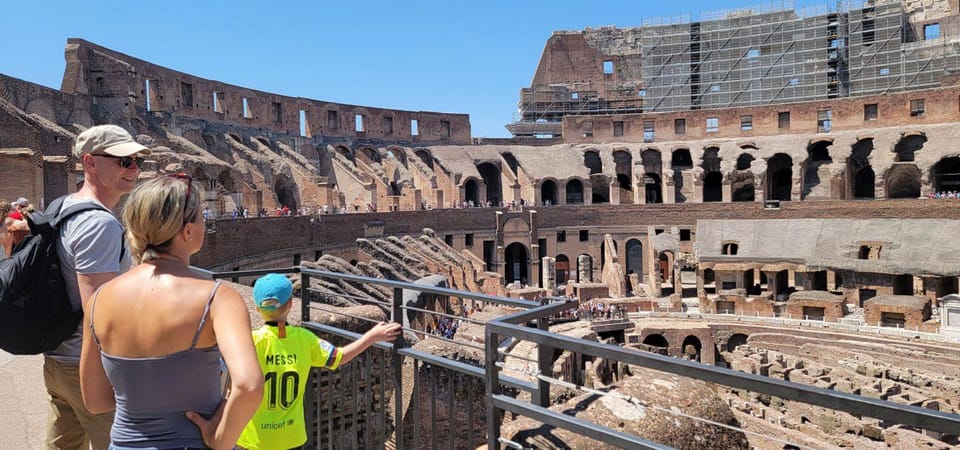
[93,153,144,169]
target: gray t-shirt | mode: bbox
[46,196,131,363]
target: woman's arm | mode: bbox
[78,280,118,414]
[187,286,263,450]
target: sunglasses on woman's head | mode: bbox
[92,153,144,169]
[165,173,194,226]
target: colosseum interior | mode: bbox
[4,1,960,448]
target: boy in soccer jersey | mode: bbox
[238,273,402,450]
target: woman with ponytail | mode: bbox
[79,175,263,450]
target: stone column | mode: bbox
[542,256,556,294]
[636,175,647,204]
[696,268,706,300]
[578,254,593,283]
[757,174,766,202]
[664,178,676,204]
[692,179,704,203]
[609,179,621,205]
[791,168,802,201]
[765,271,778,296]
[529,243,540,288]
[722,179,732,203]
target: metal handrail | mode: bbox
[196,265,960,449]
[484,300,960,449]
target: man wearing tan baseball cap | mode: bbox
[45,124,151,450]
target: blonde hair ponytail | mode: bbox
[122,176,203,264]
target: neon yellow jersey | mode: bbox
[238,325,342,450]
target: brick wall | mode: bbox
[564,84,960,143]
[63,39,471,145]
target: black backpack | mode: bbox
[0,196,120,355]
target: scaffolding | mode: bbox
[508,0,960,136]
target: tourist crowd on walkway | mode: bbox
[551,300,628,322]
[927,191,960,199]
[197,193,571,221]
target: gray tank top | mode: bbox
[90,282,223,448]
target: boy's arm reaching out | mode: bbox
[339,321,402,366]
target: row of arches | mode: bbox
[530,148,960,204]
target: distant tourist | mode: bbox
[237,273,400,450]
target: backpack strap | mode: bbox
[44,196,126,263]
[190,282,222,350]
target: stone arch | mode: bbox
[389,181,402,196]
[414,148,434,170]
[643,173,662,204]
[584,150,602,174]
[274,173,299,211]
[625,238,643,280]
[885,164,921,199]
[932,157,960,193]
[359,147,381,164]
[671,148,693,203]
[540,179,558,205]
[642,149,663,204]
[702,147,721,172]
[802,141,833,200]
[555,254,570,284]
[849,139,875,199]
[658,251,674,284]
[767,153,793,201]
[854,167,876,199]
[476,162,502,204]
[463,177,480,206]
[732,153,756,202]
[504,242,529,285]
[215,170,239,213]
[314,145,335,177]
[254,137,272,149]
[501,152,520,177]
[386,146,406,166]
[736,153,755,171]
[703,172,723,202]
[894,134,926,162]
[335,145,354,163]
[613,149,633,205]
[565,178,584,205]
[726,333,749,352]
[642,149,663,174]
[181,129,205,149]
[702,147,723,202]
[642,334,669,354]
[591,175,609,204]
[671,148,693,168]
[681,335,702,362]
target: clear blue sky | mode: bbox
[0,0,834,138]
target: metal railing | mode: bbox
[197,266,960,449]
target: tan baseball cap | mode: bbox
[73,125,151,158]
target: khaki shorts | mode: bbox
[43,356,114,450]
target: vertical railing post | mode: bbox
[392,287,405,448]
[485,327,501,450]
[299,270,318,448]
[301,271,311,323]
[536,308,553,408]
